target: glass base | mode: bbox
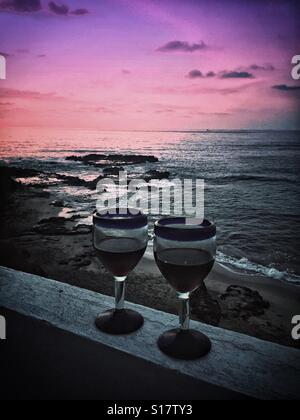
[158,329,212,360]
[95,309,144,335]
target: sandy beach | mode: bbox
[0,180,299,350]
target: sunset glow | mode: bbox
[0,0,299,130]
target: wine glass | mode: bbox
[154,217,216,360]
[93,208,148,335]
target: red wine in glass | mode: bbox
[96,238,147,278]
[93,209,148,335]
[154,248,214,294]
[154,217,216,360]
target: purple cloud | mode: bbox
[187,70,204,79]
[71,8,89,16]
[0,0,89,16]
[0,0,41,12]
[221,71,254,79]
[153,81,257,96]
[48,1,68,15]
[0,87,64,100]
[157,40,207,53]
[187,70,216,79]
[272,84,300,91]
[249,64,275,72]
[206,71,216,78]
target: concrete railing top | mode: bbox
[0,266,300,400]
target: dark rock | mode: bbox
[19,190,51,199]
[220,285,270,320]
[56,174,104,190]
[0,165,41,178]
[0,167,22,203]
[103,166,124,176]
[70,255,92,268]
[85,175,105,190]
[66,154,107,163]
[110,154,158,164]
[33,217,68,235]
[69,214,83,221]
[80,259,92,267]
[38,217,66,225]
[66,153,159,166]
[73,225,92,235]
[33,216,92,236]
[33,191,51,198]
[190,284,221,326]
[50,200,64,207]
[56,174,89,187]
[144,170,170,181]
[32,183,57,189]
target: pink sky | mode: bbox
[0,0,299,130]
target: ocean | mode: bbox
[1,127,299,285]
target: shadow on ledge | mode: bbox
[0,308,245,401]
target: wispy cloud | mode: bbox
[79,105,117,115]
[187,69,256,80]
[153,82,258,96]
[186,68,264,80]
[0,87,64,100]
[0,0,41,12]
[272,84,300,91]
[199,83,258,95]
[48,2,89,17]
[71,8,89,16]
[187,70,216,79]
[0,0,89,16]
[248,64,275,72]
[187,70,204,79]
[48,1,68,15]
[144,103,231,117]
[157,40,208,53]
[220,71,254,79]
[206,71,216,78]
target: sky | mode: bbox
[0,0,300,130]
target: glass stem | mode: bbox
[179,293,190,331]
[115,277,126,311]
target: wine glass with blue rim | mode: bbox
[93,208,148,335]
[154,217,216,360]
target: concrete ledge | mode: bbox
[0,266,300,400]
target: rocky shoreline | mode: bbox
[0,156,299,349]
